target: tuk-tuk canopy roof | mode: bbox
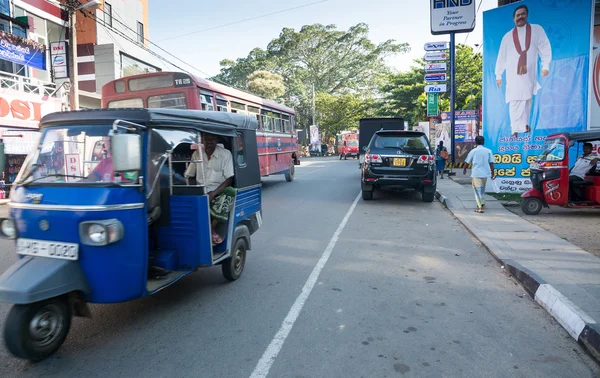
[39,108,258,137]
[550,130,600,143]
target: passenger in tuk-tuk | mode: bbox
[569,143,599,200]
[184,132,235,244]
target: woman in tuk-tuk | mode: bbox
[0,109,263,362]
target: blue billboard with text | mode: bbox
[483,0,593,192]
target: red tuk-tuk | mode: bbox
[521,130,600,215]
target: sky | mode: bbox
[148,0,497,78]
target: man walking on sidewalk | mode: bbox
[464,136,496,213]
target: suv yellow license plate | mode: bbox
[392,158,406,167]
[16,238,79,260]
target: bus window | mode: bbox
[248,105,261,125]
[273,113,282,132]
[107,98,144,108]
[282,114,291,133]
[261,110,272,131]
[148,93,187,109]
[115,80,126,93]
[216,98,228,112]
[128,75,173,92]
[231,102,246,114]
[200,93,214,111]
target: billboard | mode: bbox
[483,0,593,192]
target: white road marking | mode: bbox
[249,192,362,378]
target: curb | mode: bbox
[436,189,600,363]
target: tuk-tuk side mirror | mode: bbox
[362,146,367,152]
[569,140,575,147]
[111,134,141,172]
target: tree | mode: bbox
[376,44,481,124]
[213,23,409,129]
[315,93,375,140]
[247,70,285,100]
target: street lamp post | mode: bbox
[66,0,101,111]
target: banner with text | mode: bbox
[0,30,47,70]
[483,0,593,193]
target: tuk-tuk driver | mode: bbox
[184,132,235,245]
[569,143,599,200]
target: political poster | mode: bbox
[483,0,593,192]
[309,125,320,146]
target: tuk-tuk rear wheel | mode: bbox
[522,197,543,215]
[4,296,71,362]
[222,237,248,281]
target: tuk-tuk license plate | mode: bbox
[16,238,78,261]
[392,158,406,167]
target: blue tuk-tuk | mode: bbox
[0,109,263,361]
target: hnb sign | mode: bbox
[430,0,476,35]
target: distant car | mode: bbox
[361,130,436,202]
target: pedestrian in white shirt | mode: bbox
[569,143,599,201]
[495,5,552,138]
[463,136,496,213]
[185,132,235,245]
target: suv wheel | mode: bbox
[422,189,435,203]
[362,189,373,201]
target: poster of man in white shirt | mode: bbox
[495,5,552,138]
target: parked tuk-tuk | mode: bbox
[521,130,600,215]
[0,109,263,361]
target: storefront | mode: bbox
[0,88,62,197]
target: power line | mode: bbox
[464,0,484,44]
[156,0,331,42]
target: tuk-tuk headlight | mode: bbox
[79,219,124,246]
[0,219,16,239]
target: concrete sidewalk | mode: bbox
[436,178,600,361]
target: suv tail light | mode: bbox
[365,154,382,164]
[417,155,435,165]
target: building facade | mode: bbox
[0,0,163,196]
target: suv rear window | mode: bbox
[370,133,430,153]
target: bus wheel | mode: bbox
[285,162,295,182]
[222,237,248,281]
[4,296,71,362]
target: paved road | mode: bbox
[0,158,598,377]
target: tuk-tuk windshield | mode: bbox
[537,138,566,162]
[18,125,138,186]
[346,140,358,147]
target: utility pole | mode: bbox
[449,32,456,169]
[311,82,315,126]
[68,0,78,111]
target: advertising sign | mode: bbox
[309,125,320,145]
[425,84,447,93]
[50,41,68,79]
[425,73,447,82]
[423,52,448,61]
[424,42,449,51]
[430,0,477,35]
[427,93,439,116]
[0,88,63,129]
[590,26,600,128]
[0,30,47,70]
[483,0,593,193]
[424,62,447,72]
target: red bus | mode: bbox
[101,71,300,181]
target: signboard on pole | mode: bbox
[423,52,448,61]
[425,73,447,82]
[425,84,447,93]
[430,0,476,35]
[427,93,439,117]
[424,62,447,72]
[50,41,68,79]
[309,125,320,145]
[424,42,449,51]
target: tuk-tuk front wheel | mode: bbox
[522,197,543,215]
[222,237,248,281]
[4,296,71,362]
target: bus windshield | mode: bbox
[17,125,139,186]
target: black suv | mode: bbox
[361,130,437,202]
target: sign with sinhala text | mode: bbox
[427,93,439,117]
[430,0,476,35]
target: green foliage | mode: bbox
[247,70,285,100]
[315,93,375,141]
